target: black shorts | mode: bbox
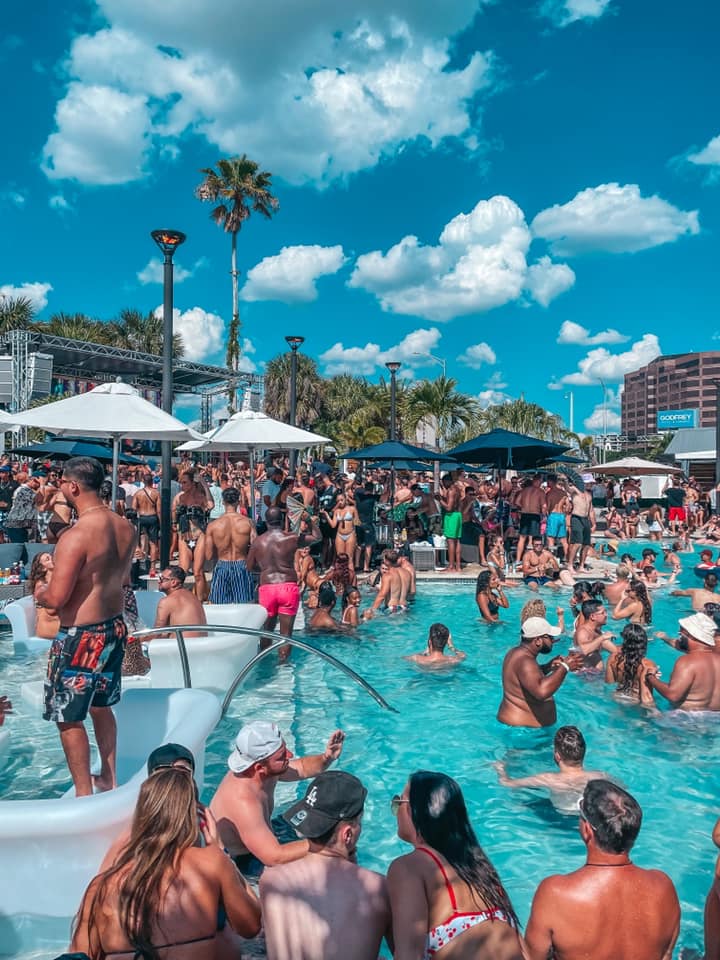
[138,514,160,543]
[358,522,376,546]
[519,513,541,537]
[43,615,128,723]
[570,515,592,546]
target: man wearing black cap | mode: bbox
[260,771,392,960]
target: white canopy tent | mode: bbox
[10,380,203,506]
[593,456,682,477]
[178,409,330,517]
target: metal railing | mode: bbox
[130,624,397,716]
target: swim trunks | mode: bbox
[523,575,550,586]
[668,507,686,522]
[258,581,301,618]
[43,614,127,723]
[442,511,463,539]
[545,513,567,539]
[138,514,160,543]
[519,513,542,537]
[570,515,592,546]
[357,522,376,547]
[209,560,255,604]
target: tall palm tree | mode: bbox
[478,397,572,443]
[316,374,374,439]
[406,376,479,451]
[336,417,386,452]
[110,308,184,357]
[42,312,111,344]
[263,352,324,428]
[0,296,35,333]
[195,155,279,410]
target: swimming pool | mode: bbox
[1,544,718,957]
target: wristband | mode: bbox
[557,660,570,673]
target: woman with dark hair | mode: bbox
[475,570,509,624]
[70,767,260,958]
[388,771,523,960]
[29,551,60,639]
[605,623,657,706]
[611,579,652,625]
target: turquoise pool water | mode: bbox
[2,543,718,957]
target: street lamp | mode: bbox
[598,378,608,465]
[285,335,305,475]
[385,361,401,440]
[151,228,186,568]
[412,352,446,377]
[564,390,574,434]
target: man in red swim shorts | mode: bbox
[247,507,320,660]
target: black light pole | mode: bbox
[285,335,305,476]
[386,361,401,440]
[151,229,186,568]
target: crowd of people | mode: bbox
[4,451,720,958]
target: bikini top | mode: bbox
[417,846,509,958]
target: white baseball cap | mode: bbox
[522,616,562,639]
[228,721,283,773]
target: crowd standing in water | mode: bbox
[3,454,720,957]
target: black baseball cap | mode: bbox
[147,743,195,774]
[283,771,367,838]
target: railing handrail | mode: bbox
[132,624,397,715]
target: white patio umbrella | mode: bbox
[10,380,203,507]
[178,409,330,518]
[594,456,682,477]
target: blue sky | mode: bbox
[2,0,718,433]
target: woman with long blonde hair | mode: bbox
[71,767,260,959]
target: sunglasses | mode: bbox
[390,794,409,816]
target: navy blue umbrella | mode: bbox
[446,428,570,470]
[343,440,449,461]
[12,438,145,465]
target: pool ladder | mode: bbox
[131,624,398,716]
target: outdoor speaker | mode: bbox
[29,352,54,398]
[0,356,12,405]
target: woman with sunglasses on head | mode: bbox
[605,623,657,706]
[70,766,261,959]
[611,579,652,626]
[388,771,524,960]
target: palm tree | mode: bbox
[478,397,572,443]
[110,308,184,357]
[195,155,279,410]
[336,417,386,452]
[0,296,35,333]
[263,352,324,428]
[315,374,374,439]
[406,376,479,451]
[41,312,111,344]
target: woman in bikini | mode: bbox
[46,485,74,543]
[341,586,362,626]
[605,622,658,706]
[388,770,523,960]
[475,569,509,624]
[611,579,652,625]
[325,493,359,562]
[70,766,260,958]
[29,551,60,640]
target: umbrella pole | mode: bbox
[111,437,119,513]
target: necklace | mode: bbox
[78,505,108,518]
[585,861,632,867]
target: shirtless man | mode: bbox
[365,550,406,617]
[132,472,160,566]
[515,475,546,563]
[204,487,256,604]
[154,565,207,638]
[37,457,136,796]
[545,474,569,558]
[567,482,595,571]
[172,468,213,603]
[410,483,441,535]
[525,779,680,960]
[497,617,582,728]
[260,771,392,960]
[522,536,560,589]
[438,473,463,572]
[648,612,720,710]
[573,599,616,670]
[210,720,345,874]
[603,564,632,605]
[496,725,609,813]
[671,572,718,611]
[247,505,320,659]
[397,553,416,600]
[309,583,343,631]
[404,621,466,668]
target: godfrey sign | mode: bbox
[656,409,698,430]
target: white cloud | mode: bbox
[350,195,533,321]
[457,342,496,369]
[557,319,629,346]
[524,255,575,306]
[0,282,53,311]
[138,257,206,285]
[41,4,495,187]
[242,245,346,303]
[477,388,511,408]
[49,194,71,211]
[319,326,442,376]
[154,305,229,363]
[558,334,661,386]
[687,134,720,168]
[532,183,699,255]
[584,405,621,431]
[484,370,507,389]
[540,0,613,27]
[2,190,26,207]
